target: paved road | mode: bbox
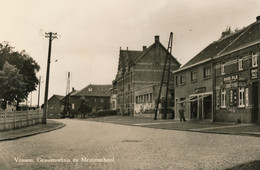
[0,119,259,170]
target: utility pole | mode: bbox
[43,32,58,124]
[154,32,173,120]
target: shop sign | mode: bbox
[229,89,233,106]
[251,68,258,79]
[216,90,220,109]
[195,87,206,94]
[223,74,238,84]
[245,88,249,107]
[239,82,247,87]
[233,89,237,107]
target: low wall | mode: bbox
[0,110,43,131]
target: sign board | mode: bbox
[223,74,238,84]
[195,87,206,94]
[233,89,237,107]
[229,89,233,106]
[216,90,220,109]
[251,68,258,79]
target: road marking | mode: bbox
[189,124,254,131]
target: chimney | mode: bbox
[155,35,159,43]
[143,46,147,51]
[257,16,260,21]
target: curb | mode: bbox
[0,123,66,142]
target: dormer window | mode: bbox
[88,87,93,92]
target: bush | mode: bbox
[96,110,117,117]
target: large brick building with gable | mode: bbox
[111,36,181,117]
[174,16,260,123]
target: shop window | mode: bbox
[203,67,211,78]
[180,74,186,84]
[221,89,226,108]
[238,57,243,71]
[238,87,245,107]
[252,52,258,67]
[221,62,225,75]
[191,71,197,81]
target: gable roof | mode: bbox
[71,84,112,97]
[115,36,181,80]
[49,95,64,101]
[176,19,260,73]
[115,49,144,79]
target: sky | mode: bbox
[0,0,259,106]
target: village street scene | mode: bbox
[1,0,260,169]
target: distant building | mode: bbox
[111,35,181,118]
[47,95,64,119]
[69,84,111,117]
[173,16,260,123]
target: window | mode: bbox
[221,62,225,75]
[180,74,186,84]
[191,71,197,81]
[136,96,139,104]
[221,89,226,108]
[112,101,116,108]
[204,67,211,78]
[238,57,243,71]
[239,87,245,107]
[252,52,258,67]
[88,87,93,91]
[176,76,179,86]
[150,93,153,103]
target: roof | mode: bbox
[71,84,112,97]
[49,95,64,101]
[115,37,181,80]
[177,19,260,72]
[115,49,144,79]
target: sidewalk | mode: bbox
[86,116,260,137]
[0,119,65,141]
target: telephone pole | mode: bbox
[154,32,173,120]
[43,32,58,124]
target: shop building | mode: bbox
[174,16,260,123]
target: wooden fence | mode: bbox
[0,110,43,131]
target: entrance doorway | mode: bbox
[190,99,197,119]
[252,82,258,123]
[203,95,212,119]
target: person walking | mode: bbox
[179,105,186,122]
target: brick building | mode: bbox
[174,16,260,123]
[111,36,181,117]
[69,84,111,117]
[47,95,64,119]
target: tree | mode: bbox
[0,42,40,109]
[78,97,91,118]
[0,62,25,110]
